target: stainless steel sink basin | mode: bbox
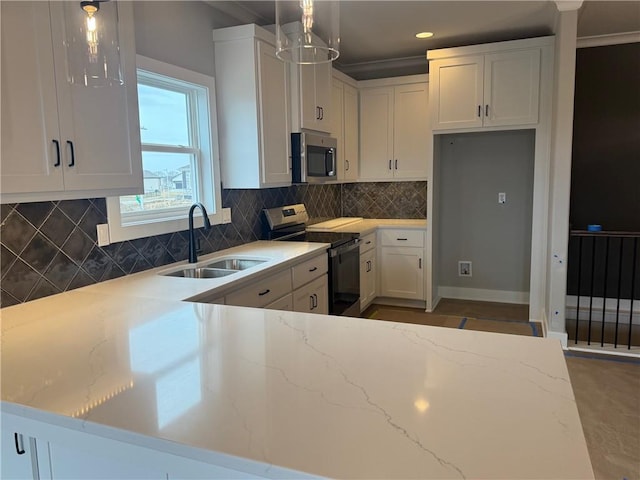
[164,267,236,279]
[204,258,266,271]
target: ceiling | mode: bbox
[208,1,640,79]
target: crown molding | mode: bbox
[577,31,640,48]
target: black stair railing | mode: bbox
[567,231,639,349]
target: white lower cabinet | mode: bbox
[379,229,425,301]
[225,270,292,308]
[293,275,329,315]
[265,293,293,311]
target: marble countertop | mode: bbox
[1,289,593,479]
[77,240,329,302]
[306,217,427,235]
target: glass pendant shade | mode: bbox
[64,0,123,87]
[275,0,340,64]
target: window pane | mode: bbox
[120,152,195,216]
[138,83,190,146]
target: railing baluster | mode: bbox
[575,236,583,344]
[628,237,638,350]
[588,236,596,345]
[614,237,623,348]
[601,236,610,347]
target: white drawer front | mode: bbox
[265,293,293,312]
[292,253,328,290]
[379,229,424,248]
[226,270,292,308]
[359,232,376,253]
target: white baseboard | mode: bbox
[566,295,640,324]
[373,297,427,310]
[547,330,568,349]
[438,286,529,305]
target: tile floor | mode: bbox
[361,299,640,480]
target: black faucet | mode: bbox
[188,203,211,263]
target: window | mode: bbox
[107,55,222,242]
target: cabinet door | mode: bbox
[1,428,38,480]
[49,2,142,194]
[342,84,359,181]
[257,41,291,185]
[483,49,540,127]
[359,87,394,180]
[430,55,484,130]
[314,62,332,131]
[293,275,328,315]
[299,64,319,130]
[0,2,65,197]
[380,247,424,300]
[359,249,376,311]
[331,79,345,179]
[393,83,429,179]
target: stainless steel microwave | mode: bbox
[291,132,337,183]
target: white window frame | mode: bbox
[107,55,222,242]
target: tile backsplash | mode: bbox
[0,181,426,306]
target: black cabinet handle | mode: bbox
[419,258,422,269]
[365,241,372,245]
[313,293,318,308]
[309,266,318,272]
[66,141,75,167]
[397,238,408,241]
[395,159,398,170]
[485,104,489,117]
[52,139,61,167]
[388,160,392,170]
[345,159,350,171]
[477,105,481,117]
[319,107,324,120]
[310,295,314,310]
[258,289,270,296]
[14,433,25,455]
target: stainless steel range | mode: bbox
[263,204,361,317]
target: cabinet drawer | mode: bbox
[292,253,328,290]
[359,232,376,253]
[226,269,292,308]
[265,293,293,312]
[379,229,424,248]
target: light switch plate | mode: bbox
[222,208,232,224]
[498,192,506,204]
[96,224,110,247]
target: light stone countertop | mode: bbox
[306,218,427,235]
[77,240,329,302]
[1,290,593,479]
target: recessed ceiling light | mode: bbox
[415,32,434,39]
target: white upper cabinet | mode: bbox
[429,40,542,131]
[331,75,359,182]
[1,1,142,203]
[213,25,291,188]
[359,78,429,181]
[294,62,332,133]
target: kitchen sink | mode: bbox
[204,258,266,271]
[163,267,237,279]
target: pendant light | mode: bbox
[275,0,340,64]
[65,0,123,87]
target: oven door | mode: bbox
[328,240,360,317]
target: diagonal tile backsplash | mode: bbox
[0,181,425,306]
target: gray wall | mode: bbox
[437,130,535,293]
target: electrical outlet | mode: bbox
[498,192,506,204]
[458,261,472,277]
[222,207,232,224]
[96,224,110,247]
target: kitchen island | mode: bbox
[2,286,593,478]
